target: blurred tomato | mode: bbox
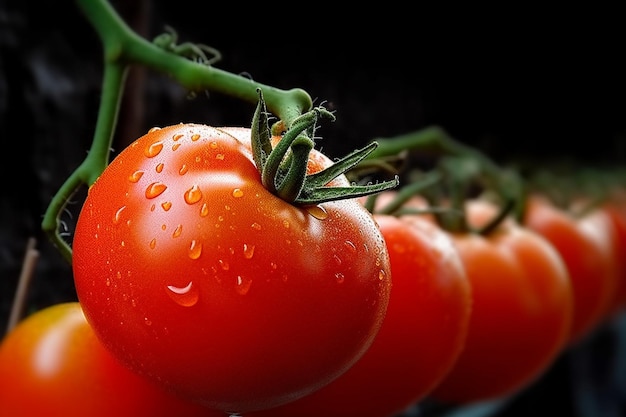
[430,199,573,404]
[524,194,620,343]
[0,302,220,417]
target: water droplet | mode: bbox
[113,206,126,224]
[379,269,386,281]
[172,224,183,238]
[161,201,172,211]
[184,185,202,204]
[216,153,225,160]
[161,224,166,231]
[232,188,244,198]
[344,240,357,253]
[335,273,345,283]
[307,205,328,220]
[156,163,164,173]
[282,220,290,229]
[189,240,202,259]
[270,262,278,270]
[224,205,231,211]
[243,244,255,259]
[236,275,252,295]
[144,317,152,326]
[173,133,183,141]
[128,170,144,183]
[200,203,209,217]
[172,143,181,151]
[218,259,229,270]
[209,141,218,149]
[150,238,157,249]
[195,156,201,163]
[251,222,262,231]
[333,254,342,265]
[150,204,156,212]
[146,182,167,199]
[191,133,200,141]
[148,127,161,133]
[179,164,188,175]
[145,141,164,158]
[166,282,199,307]
[105,277,111,286]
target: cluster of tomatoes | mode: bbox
[1,124,625,417]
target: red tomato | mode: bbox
[0,302,219,417]
[248,212,472,417]
[429,199,573,405]
[72,124,392,414]
[601,191,626,316]
[524,194,620,343]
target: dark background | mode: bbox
[1,1,626,416]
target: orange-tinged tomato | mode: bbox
[524,194,620,343]
[0,303,220,417]
[248,212,472,417]
[72,124,392,414]
[429,199,573,405]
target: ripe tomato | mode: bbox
[248,211,472,417]
[0,302,219,417]
[429,199,573,405]
[72,124,392,414]
[523,194,620,343]
[601,191,626,316]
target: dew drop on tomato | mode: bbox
[145,182,167,199]
[166,281,199,307]
[188,240,202,259]
[184,185,202,204]
[243,244,255,259]
[236,275,252,295]
[307,205,328,220]
[145,141,164,158]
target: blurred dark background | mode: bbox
[1,1,625,416]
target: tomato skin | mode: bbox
[430,200,573,405]
[524,194,620,343]
[248,213,472,417]
[72,124,392,414]
[0,303,219,417]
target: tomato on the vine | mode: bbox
[72,123,392,414]
[248,205,472,417]
[0,302,220,417]
[523,194,620,343]
[600,190,626,316]
[429,199,573,405]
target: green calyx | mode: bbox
[251,89,399,205]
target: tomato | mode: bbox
[429,199,573,405]
[72,124,392,414]
[601,190,626,316]
[523,194,620,343]
[248,211,472,417]
[0,302,219,417]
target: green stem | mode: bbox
[75,0,312,126]
[41,60,128,263]
[366,125,527,234]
